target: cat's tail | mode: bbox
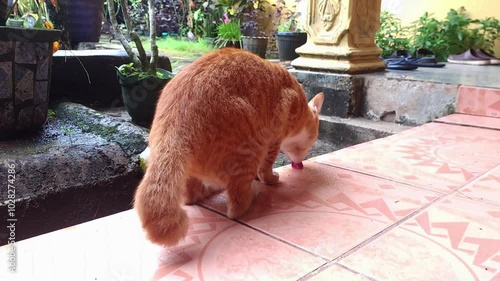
[133,146,189,247]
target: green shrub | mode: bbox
[375,11,411,58]
[376,7,500,61]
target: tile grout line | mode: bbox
[433,119,500,131]
[196,204,331,261]
[312,158,500,207]
[295,202,443,281]
[432,119,500,132]
[197,160,497,280]
[310,158,449,194]
[313,163,497,265]
[334,263,379,281]
[300,159,498,279]
[453,162,500,207]
[297,262,379,281]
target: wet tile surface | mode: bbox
[0,206,326,281]
[340,197,500,281]
[436,113,500,130]
[308,264,371,281]
[200,162,440,260]
[457,164,500,206]
[311,122,500,192]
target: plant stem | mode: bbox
[107,0,142,69]
[119,0,149,71]
[119,0,132,32]
[131,32,150,72]
[148,0,158,75]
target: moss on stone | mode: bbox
[444,104,456,115]
[54,102,148,156]
[74,120,119,139]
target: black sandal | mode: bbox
[408,48,445,68]
[384,50,419,70]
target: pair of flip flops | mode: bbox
[384,49,446,70]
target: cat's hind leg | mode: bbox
[184,177,221,205]
[257,142,280,185]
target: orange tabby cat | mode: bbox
[134,48,324,246]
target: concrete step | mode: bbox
[0,102,148,245]
[317,115,412,150]
[291,64,499,127]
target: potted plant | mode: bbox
[274,0,306,61]
[215,0,270,57]
[214,12,242,48]
[201,0,224,45]
[240,0,270,58]
[107,0,174,128]
[44,0,104,49]
[0,0,61,140]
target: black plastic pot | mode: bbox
[57,0,104,47]
[242,36,268,59]
[0,0,6,26]
[117,68,173,128]
[224,40,241,49]
[276,32,307,61]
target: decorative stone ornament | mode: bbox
[292,0,386,74]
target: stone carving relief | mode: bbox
[305,0,380,46]
[318,0,340,31]
[307,0,347,45]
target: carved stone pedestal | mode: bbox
[292,0,386,74]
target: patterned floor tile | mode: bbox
[340,197,500,281]
[458,164,500,206]
[311,122,500,192]
[456,86,500,118]
[436,113,500,130]
[0,205,325,281]
[308,264,372,281]
[200,161,440,260]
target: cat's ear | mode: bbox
[308,92,324,114]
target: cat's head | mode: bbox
[281,92,325,163]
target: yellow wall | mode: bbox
[381,0,500,56]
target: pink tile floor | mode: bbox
[1,87,499,281]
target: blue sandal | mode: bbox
[384,50,419,70]
[408,49,445,68]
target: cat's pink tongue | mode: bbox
[291,161,303,170]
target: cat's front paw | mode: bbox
[259,171,280,185]
[227,181,259,219]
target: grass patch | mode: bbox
[139,37,215,59]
